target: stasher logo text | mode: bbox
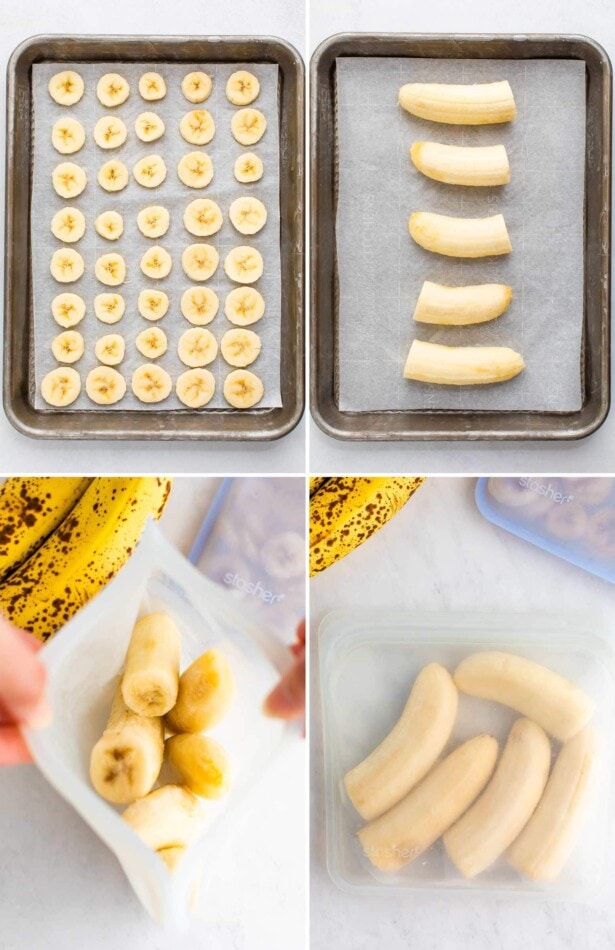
[224,572,285,604]
[518,477,573,505]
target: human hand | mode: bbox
[0,616,49,765]
[263,619,305,721]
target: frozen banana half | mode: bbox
[122,784,204,852]
[410,142,510,187]
[409,212,512,258]
[122,613,181,717]
[413,281,512,326]
[166,734,231,799]
[399,80,517,125]
[166,648,235,734]
[404,340,524,386]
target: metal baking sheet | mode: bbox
[310,33,611,441]
[5,34,304,440]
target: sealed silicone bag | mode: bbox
[319,609,615,902]
[476,476,615,584]
[23,521,293,932]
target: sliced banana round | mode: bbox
[50,248,84,283]
[132,364,172,403]
[51,330,85,364]
[234,152,264,183]
[138,289,169,321]
[181,287,219,326]
[226,70,260,106]
[137,205,170,238]
[135,111,165,143]
[229,196,267,235]
[140,245,172,280]
[95,252,126,286]
[95,334,126,366]
[220,328,261,368]
[51,118,85,155]
[98,160,129,192]
[183,198,222,237]
[224,246,263,284]
[95,293,125,324]
[134,154,167,188]
[52,162,87,199]
[86,366,127,405]
[41,367,81,407]
[182,243,219,281]
[181,71,212,103]
[223,369,264,409]
[177,152,213,189]
[51,292,86,328]
[224,287,265,326]
[136,326,168,359]
[95,210,124,241]
[178,327,218,367]
[139,72,166,101]
[93,115,128,149]
[176,369,215,408]
[48,70,84,106]
[231,108,267,146]
[51,207,86,243]
[97,73,130,107]
[180,109,215,146]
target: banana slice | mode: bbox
[181,71,212,103]
[224,287,265,326]
[132,364,172,403]
[95,334,126,366]
[51,118,85,155]
[223,369,264,409]
[95,210,124,241]
[229,197,267,235]
[165,734,231,799]
[404,340,524,385]
[181,243,219,281]
[138,289,169,321]
[136,327,168,359]
[122,785,204,852]
[50,207,86,243]
[139,71,166,101]
[93,115,128,150]
[178,328,218,367]
[231,108,267,145]
[180,287,219,326]
[137,205,170,239]
[48,70,84,106]
[183,198,223,237]
[51,292,86,328]
[409,212,512,258]
[226,70,260,106]
[95,293,125,324]
[95,253,126,287]
[220,328,261,368]
[180,109,215,146]
[51,330,84,364]
[97,72,130,107]
[224,246,263,284]
[411,142,510,187]
[135,111,166,143]
[52,162,87,199]
[133,155,167,188]
[140,246,172,280]
[85,366,127,405]
[176,368,215,408]
[177,152,213,189]
[413,281,512,326]
[399,80,516,125]
[50,248,84,283]
[234,152,264,183]
[98,160,129,192]
[41,367,81,407]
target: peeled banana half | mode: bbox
[399,80,517,125]
[411,142,510,186]
[409,212,512,258]
[413,281,512,326]
[404,340,524,386]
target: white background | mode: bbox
[310,476,615,949]
[309,0,615,473]
[0,0,305,474]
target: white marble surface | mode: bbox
[309,0,615,473]
[310,477,615,949]
[0,0,305,475]
[0,478,306,950]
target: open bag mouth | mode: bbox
[22,520,294,932]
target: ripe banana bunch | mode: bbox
[51,207,85,243]
[410,142,510,186]
[48,70,84,106]
[229,197,267,235]
[134,154,167,188]
[234,151,264,183]
[135,111,165,143]
[223,370,264,409]
[122,614,181,717]
[140,246,172,280]
[224,246,263,284]
[97,72,130,107]
[180,109,215,146]
[50,248,84,283]
[51,118,85,155]
[98,160,128,193]
[176,369,216,408]
[166,734,231,799]
[224,287,265,326]
[52,162,87,199]
[95,210,124,241]
[85,366,127,405]
[95,333,125,366]
[95,252,126,287]
[309,477,424,576]
[51,330,84,364]
[93,116,127,150]
[95,292,125,324]
[181,71,212,104]
[139,71,166,101]
[231,108,267,146]
[52,292,86,328]
[399,80,517,125]
[182,243,219,281]
[183,198,223,237]
[177,152,214,188]
[166,649,235,734]
[413,281,512,326]
[220,329,261,368]
[136,326,168,359]
[409,211,512,258]
[0,477,171,639]
[178,328,218,367]
[137,205,170,238]
[226,70,260,106]
[122,785,204,851]
[403,340,525,386]
[138,289,168,321]
[181,287,219,326]
[40,367,81,407]
[132,364,173,403]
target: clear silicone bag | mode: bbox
[22,521,293,932]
